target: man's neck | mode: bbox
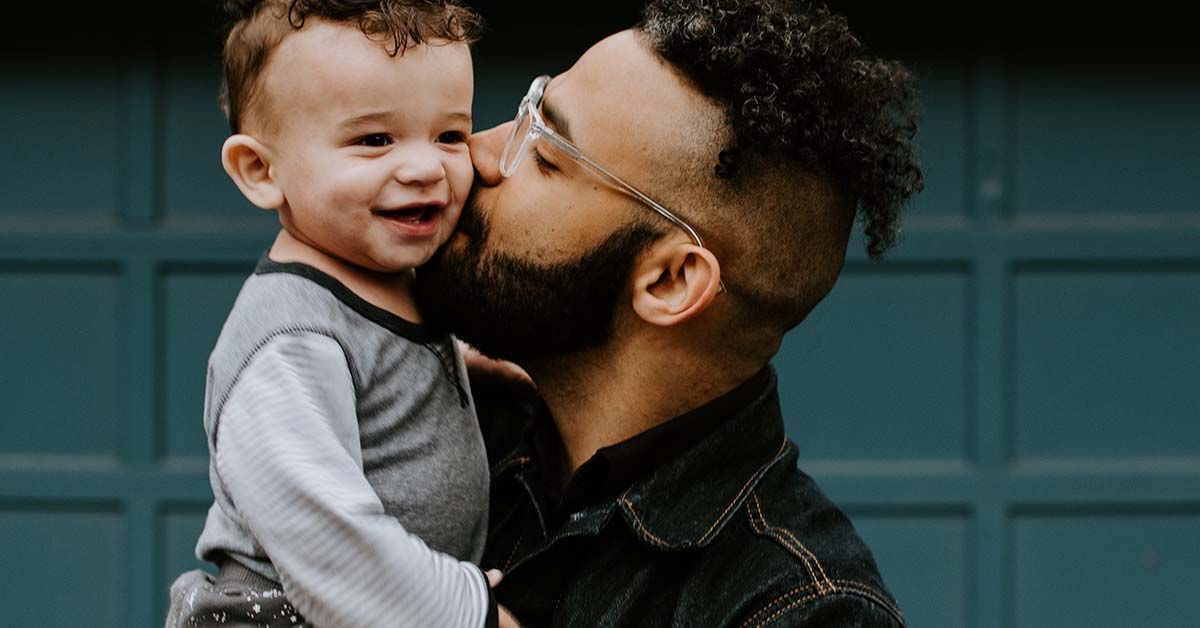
[526,337,763,479]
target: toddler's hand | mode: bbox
[459,341,536,393]
[499,605,522,628]
[485,569,504,588]
[485,570,522,627]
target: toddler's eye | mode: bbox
[437,131,468,144]
[356,134,392,147]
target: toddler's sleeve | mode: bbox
[213,330,493,628]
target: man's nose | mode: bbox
[469,121,512,186]
[393,146,446,187]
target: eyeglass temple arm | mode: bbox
[551,142,707,249]
[572,149,728,293]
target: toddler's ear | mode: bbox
[221,134,284,210]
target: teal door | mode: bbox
[2,3,1197,627]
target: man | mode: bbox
[415,0,923,625]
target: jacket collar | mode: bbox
[615,367,791,550]
[492,367,792,551]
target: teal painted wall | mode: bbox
[1,3,1197,627]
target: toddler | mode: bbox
[164,1,498,626]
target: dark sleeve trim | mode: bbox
[485,578,500,628]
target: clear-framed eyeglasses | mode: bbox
[499,75,722,283]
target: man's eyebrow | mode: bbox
[540,93,573,143]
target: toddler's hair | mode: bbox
[220,0,484,133]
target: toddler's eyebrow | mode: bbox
[338,110,473,130]
[339,111,395,130]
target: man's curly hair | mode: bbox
[219,0,483,133]
[640,0,922,260]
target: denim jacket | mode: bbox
[477,368,905,628]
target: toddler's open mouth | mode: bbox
[375,205,440,224]
[374,203,444,238]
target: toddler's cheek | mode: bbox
[451,149,475,196]
[439,210,461,242]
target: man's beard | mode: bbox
[414,197,660,363]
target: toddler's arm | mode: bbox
[214,331,494,628]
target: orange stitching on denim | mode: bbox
[739,593,825,624]
[621,496,671,548]
[746,493,812,585]
[740,580,904,628]
[489,454,529,475]
[744,583,902,624]
[752,492,833,591]
[746,492,827,594]
[502,532,524,572]
[754,583,905,628]
[737,584,823,628]
[698,436,788,545]
[829,581,905,624]
[754,592,823,628]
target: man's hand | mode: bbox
[485,569,522,628]
[458,340,536,393]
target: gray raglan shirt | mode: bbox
[193,256,491,628]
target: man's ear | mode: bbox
[221,134,284,210]
[631,238,722,327]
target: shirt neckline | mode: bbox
[254,253,442,344]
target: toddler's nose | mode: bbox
[393,148,446,187]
